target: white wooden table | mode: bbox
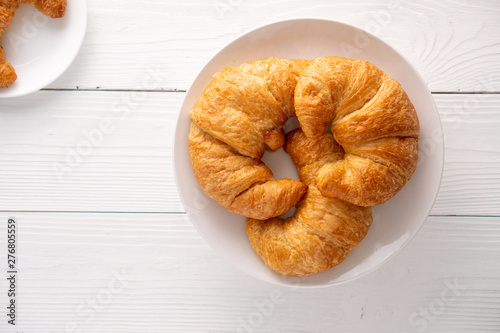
[0,1,499,332]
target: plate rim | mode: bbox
[0,0,88,98]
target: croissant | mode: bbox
[189,57,309,219]
[246,129,373,276]
[295,56,419,206]
[0,0,67,88]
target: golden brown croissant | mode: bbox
[295,56,419,206]
[0,0,67,88]
[246,129,373,276]
[189,57,309,219]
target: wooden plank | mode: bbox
[0,90,181,212]
[0,213,498,332]
[431,93,500,216]
[41,0,500,92]
[0,91,499,215]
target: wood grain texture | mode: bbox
[0,90,180,212]
[431,94,500,216]
[44,0,500,92]
[0,1,498,332]
[0,92,499,216]
[0,213,498,332]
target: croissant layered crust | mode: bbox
[0,0,67,88]
[190,57,308,159]
[189,122,307,220]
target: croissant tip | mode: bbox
[0,64,17,88]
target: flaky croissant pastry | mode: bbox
[295,56,419,206]
[246,129,372,276]
[189,122,307,220]
[189,57,309,220]
[191,57,308,159]
[0,0,67,88]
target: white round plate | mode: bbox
[0,0,87,98]
[173,18,444,287]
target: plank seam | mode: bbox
[0,211,498,218]
[39,88,500,94]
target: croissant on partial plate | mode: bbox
[0,0,67,88]
[247,129,373,276]
[188,56,419,276]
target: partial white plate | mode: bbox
[0,0,87,98]
[173,18,444,287]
